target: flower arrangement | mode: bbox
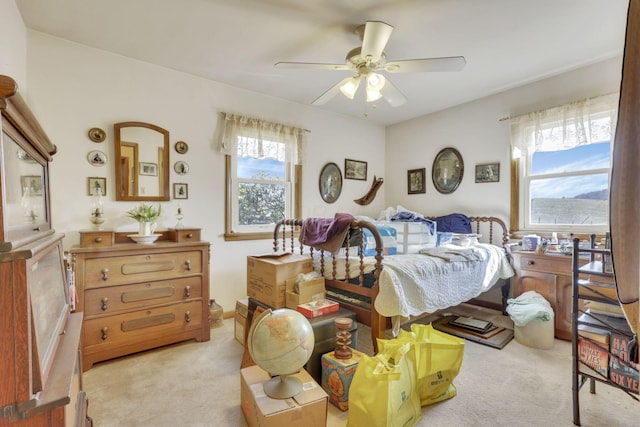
[126,203,162,222]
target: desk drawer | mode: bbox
[83,250,203,288]
[83,300,203,347]
[84,276,202,316]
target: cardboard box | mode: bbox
[247,253,313,308]
[297,299,340,318]
[240,366,328,427]
[285,278,325,309]
[321,349,364,411]
[234,298,249,345]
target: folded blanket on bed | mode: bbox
[419,246,482,262]
[299,213,355,254]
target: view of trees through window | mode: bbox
[529,142,610,226]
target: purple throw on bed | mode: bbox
[299,213,354,254]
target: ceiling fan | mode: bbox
[275,21,466,107]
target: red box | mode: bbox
[609,332,639,394]
[297,299,339,318]
[578,337,609,377]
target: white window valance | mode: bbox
[510,92,619,156]
[217,112,306,165]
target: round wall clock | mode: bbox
[432,147,464,194]
[319,162,342,203]
[174,161,190,175]
[174,141,189,154]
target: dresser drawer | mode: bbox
[167,228,201,242]
[84,276,202,316]
[83,300,203,347]
[83,250,203,288]
[515,253,572,275]
[80,230,114,248]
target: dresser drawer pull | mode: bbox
[121,313,175,332]
[121,286,175,303]
[101,297,108,311]
[185,311,191,323]
[185,260,192,271]
[184,286,191,298]
[95,237,103,243]
[527,260,535,265]
[101,327,108,340]
[102,268,109,281]
[187,233,193,239]
[122,260,174,275]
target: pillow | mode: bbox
[433,213,472,234]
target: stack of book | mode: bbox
[448,316,500,337]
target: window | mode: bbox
[510,93,618,235]
[218,113,305,240]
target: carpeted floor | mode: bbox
[83,304,640,426]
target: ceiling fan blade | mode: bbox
[311,76,354,105]
[384,56,467,73]
[275,61,351,71]
[380,78,407,107]
[361,21,393,61]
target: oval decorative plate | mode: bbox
[88,127,106,143]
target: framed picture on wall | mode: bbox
[139,162,158,176]
[87,177,107,196]
[344,158,367,180]
[475,163,500,183]
[407,168,426,194]
[21,175,43,196]
[173,183,188,199]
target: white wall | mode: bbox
[385,56,623,224]
[24,31,386,313]
[0,0,26,87]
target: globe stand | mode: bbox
[263,374,303,399]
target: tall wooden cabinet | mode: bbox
[0,75,91,426]
[69,230,211,371]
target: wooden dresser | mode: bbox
[511,249,615,341]
[70,229,210,371]
[0,75,91,426]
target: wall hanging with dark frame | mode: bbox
[319,162,342,203]
[432,147,464,194]
[475,163,500,183]
[173,183,188,199]
[87,177,107,196]
[407,168,426,194]
[344,158,367,180]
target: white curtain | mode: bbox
[217,112,305,164]
[509,92,619,156]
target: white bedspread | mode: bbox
[314,243,514,320]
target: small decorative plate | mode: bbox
[174,141,189,154]
[174,161,189,175]
[88,127,106,143]
[87,150,108,167]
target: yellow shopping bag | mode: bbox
[347,340,421,427]
[401,323,465,406]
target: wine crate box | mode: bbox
[234,298,249,345]
[240,366,327,427]
[285,278,325,309]
[246,254,313,308]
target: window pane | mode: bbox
[238,182,285,225]
[529,174,609,225]
[237,156,285,180]
[531,142,610,175]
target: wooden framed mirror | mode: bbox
[114,122,170,201]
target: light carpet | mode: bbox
[83,305,640,426]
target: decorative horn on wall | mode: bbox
[354,176,384,205]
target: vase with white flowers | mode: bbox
[126,203,162,236]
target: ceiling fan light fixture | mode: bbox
[365,73,385,102]
[340,76,361,99]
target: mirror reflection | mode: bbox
[114,122,170,201]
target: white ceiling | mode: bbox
[16,0,629,126]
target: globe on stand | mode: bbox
[247,308,315,399]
